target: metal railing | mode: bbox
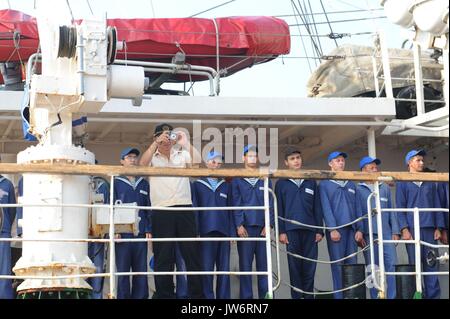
[365,182,449,299]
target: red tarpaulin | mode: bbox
[0,9,290,83]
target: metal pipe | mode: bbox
[413,42,426,115]
[384,272,448,276]
[26,53,42,86]
[379,31,394,98]
[263,177,274,298]
[76,30,85,95]
[443,49,449,110]
[367,128,377,157]
[374,181,386,299]
[371,54,381,97]
[108,175,116,299]
[382,208,449,212]
[143,67,215,96]
[268,188,282,291]
[0,202,264,211]
[0,236,266,243]
[115,59,218,78]
[413,207,422,296]
[366,193,381,294]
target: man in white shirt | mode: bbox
[140,123,204,299]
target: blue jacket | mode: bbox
[0,175,16,235]
[319,180,359,231]
[396,181,445,230]
[231,178,275,229]
[113,176,151,235]
[191,178,234,236]
[437,182,449,229]
[356,183,400,239]
[275,179,323,234]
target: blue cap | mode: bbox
[120,147,140,160]
[328,151,348,163]
[243,144,258,155]
[359,156,381,170]
[405,149,426,165]
[206,151,223,161]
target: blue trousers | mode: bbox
[115,234,148,299]
[175,244,188,299]
[363,235,397,299]
[237,225,268,299]
[0,233,13,299]
[325,226,357,299]
[201,231,231,299]
[286,229,318,299]
[405,227,440,299]
[88,242,105,299]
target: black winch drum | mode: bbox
[396,264,416,299]
[342,264,366,299]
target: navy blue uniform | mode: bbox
[113,176,151,299]
[437,182,449,229]
[192,178,233,299]
[356,182,399,299]
[88,177,110,299]
[275,179,323,299]
[232,178,274,299]
[0,176,16,299]
[319,180,359,299]
[396,181,445,299]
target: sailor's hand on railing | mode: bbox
[434,228,442,241]
[279,233,289,245]
[114,233,121,239]
[145,232,152,239]
[315,233,323,243]
[237,225,248,238]
[401,228,412,240]
[441,230,448,245]
[330,230,341,242]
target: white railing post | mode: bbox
[413,207,423,297]
[108,175,116,299]
[263,177,273,299]
[379,30,394,99]
[268,189,281,291]
[374,181,386,299]
[366,193,381,294]
[413,42,426,116]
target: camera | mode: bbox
[168,131,178,141]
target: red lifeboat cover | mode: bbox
[1,9,290,83]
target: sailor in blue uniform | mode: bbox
[191,151,232,299]
[437,182,448,245]
[114,147,152,299]
[319,151,364,299]
[275,147,323,299]
[0,174,16,299]
[396,149,445,299]
[356,156,399,299]
[88,173,110,299]
[232,145,274,299]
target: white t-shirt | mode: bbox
[149,147,192,207]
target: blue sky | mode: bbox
[2,0,408,97]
